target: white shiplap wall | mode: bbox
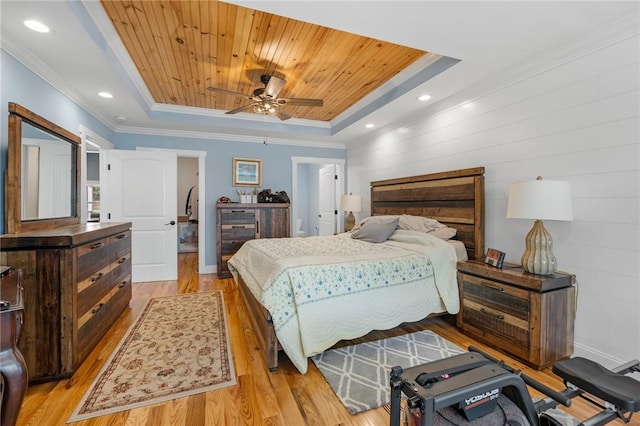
[346,24,639,366]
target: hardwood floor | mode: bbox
[16,252,638,425]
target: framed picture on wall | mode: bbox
[233,157,262,186]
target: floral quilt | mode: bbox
[228,229,459,373]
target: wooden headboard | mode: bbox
[370,167,485,260]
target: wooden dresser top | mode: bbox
[0,222,131,249]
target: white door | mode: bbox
[101,149,177,282]
[318,164,337,236]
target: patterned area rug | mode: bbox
[311,330,463,414]
[68,292,236,423]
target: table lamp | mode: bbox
[340,193,361,232]
[506,176,573,275]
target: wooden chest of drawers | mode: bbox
[216,203,289,278]
[456,260,575,370]
[0,222,132,383]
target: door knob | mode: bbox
[165,220,176,226]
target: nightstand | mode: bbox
[456,260,576,370]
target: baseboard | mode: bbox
[202,264,216,274]
[573,342,627,368]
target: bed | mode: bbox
[228,167,485,373]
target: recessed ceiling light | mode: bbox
[462,101,473,108]
[116,115,128,122]
[24,20,50,33]
[418,94,431,101]
[98,92,114,99]
[365,123,374,128]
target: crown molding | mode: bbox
[1,30,116,130]
[114,125,346,150]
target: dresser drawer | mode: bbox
[77,262,114,317]
[459,273,531,351]
[110,274,132,323]
[220,209,256,225]
[77,237,112,282]
[221,225,256,252]
[110,230,131,261]
[77,291,112,362]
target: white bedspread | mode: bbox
[228,229,459,373]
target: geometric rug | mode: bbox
[68,292,236,423]
[311,330,463,414]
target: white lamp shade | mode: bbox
[340,194,361,212]
[507,179,573,221]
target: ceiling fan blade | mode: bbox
[275,110,291,121]
[225,103,257,115]
[279,98,324,107]
[264,75,286,98]
[207,86,249,98]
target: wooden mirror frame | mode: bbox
[5,102,82,234]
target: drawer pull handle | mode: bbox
[230,210,245,213]
[116,234,126,239]
[231,225,246,229]
[92,303,105,315]
[480,307,504,320]
[90,242,104,250]
[118,257,127,264]
[119,281,127,288]
[91,272,104,283]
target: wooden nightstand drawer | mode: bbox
[461,274,530,321]
[461,299,530,352]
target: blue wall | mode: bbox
[1,50,114,232]
[115,134,344,266]
[1,49,345,269]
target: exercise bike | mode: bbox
[389,346,640,426]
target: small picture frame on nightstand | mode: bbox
[484,248,505,268]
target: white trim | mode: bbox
[291,156,346,237]
[1,33,115,130]
[78,126,114,224]
[116,126,346,150]
[137,147,209,275]
[573,342,634,371]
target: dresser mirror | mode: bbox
[5,102,81,234]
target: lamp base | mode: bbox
[345,211,356,232]
[521,219,557,275]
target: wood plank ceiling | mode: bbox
[100,0,432,122]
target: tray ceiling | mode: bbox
[100,0,432,122]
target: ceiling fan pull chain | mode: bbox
[263,114,268,145]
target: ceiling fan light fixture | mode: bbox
[209,73,322,121]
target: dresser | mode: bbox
[0,222,132,383]
[456,260,576,370]
[216,203,290,278]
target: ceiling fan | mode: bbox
[207,75,323,121]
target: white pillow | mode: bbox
[398,215,457,240]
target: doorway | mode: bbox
[138,147,207,275]
[291,156,345,237]
[79,126,114,224]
